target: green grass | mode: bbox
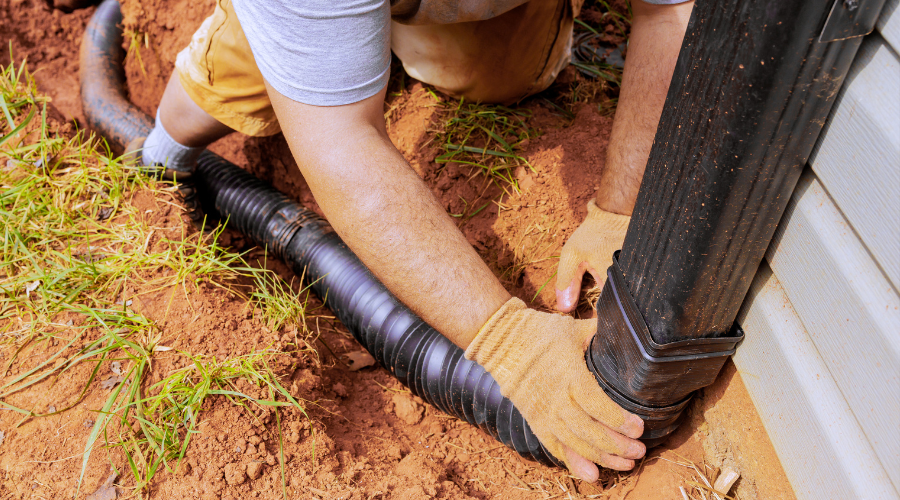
[106,348,309,493]
[428,92,537,195]
[537,0,631,119]
[124,27,151,77]
[0,55,317,498]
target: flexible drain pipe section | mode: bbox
[81,0,562,468]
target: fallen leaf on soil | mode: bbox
[343,351,375,371]
[100,375,124,390]
[86,472,117,500]
[24,280,40,298]
[153,345,172,352]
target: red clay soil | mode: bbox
[0,1,796,499]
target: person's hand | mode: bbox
[556,200,630,312]
[465,298,645,480]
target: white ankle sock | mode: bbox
[142,109,204,172]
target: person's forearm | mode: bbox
[267,84,511,348]
[597,0,694,216]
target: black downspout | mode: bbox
[587,0,886,443]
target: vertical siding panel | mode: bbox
[808,35,900,290]
[765,172,900,490]
[737,265,897,499]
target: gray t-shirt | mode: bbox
[232,0,392,106]
[233,0,691,107]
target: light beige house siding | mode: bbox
[734,1,900,498]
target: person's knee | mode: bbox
[391,0,573,105]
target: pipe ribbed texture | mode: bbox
[81,0,562,468]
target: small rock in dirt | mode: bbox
[47,405,56,414]
[236,438,246,450]
[86,472,117,500]
[247,461,264,480]
[266,454,276,466]
[246,444,256,455]
[258,441,267,455]
[714,467,740,494]
[332,382,348,398]
[100,375,124,390]
[110,361,122,375]
[248,435,261,445]
[391,393,424,425]
[0,431,5,447]
[519,174,536,192]
[223,463,246,485]
[293,369,322,393]
[343,351,375,371]
[97,206,113,221]
[83,419,94,428]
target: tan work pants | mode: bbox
[175,0,579,137]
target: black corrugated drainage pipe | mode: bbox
[80,0,563,468]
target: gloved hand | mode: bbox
[465,298,645,480]
[556,200,630,312]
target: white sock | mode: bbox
[141,109,204,173]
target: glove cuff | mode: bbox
[585,199,630,226]
[464,297,527,365]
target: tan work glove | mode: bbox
[465,298,645,479]
[556,200,630,312]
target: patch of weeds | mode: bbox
[250,263,318,334]
[429,92,537,195]
[572,0,631,85]
[124,27,151,76]
[107,349,308,494]
[539,0,631,118]
[581,0,632,38]
[0,56,316,498]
